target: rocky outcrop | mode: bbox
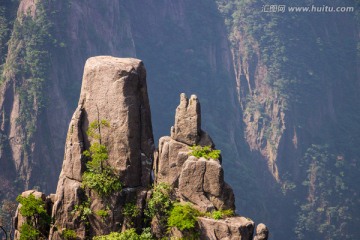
[178,156,235,212]
[13,57,268,240]
[49,56,154,239]
[154,94,215,188]
[155,94,233,212]
[254,223,269,240]
[154,93,264,239]
[198,216,254,240]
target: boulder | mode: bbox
[178,157,235,212]
[254,223,269,240]
[154,136,189,186]
[198,216,254,240]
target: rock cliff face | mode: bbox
[14,57,267,240]
[217,1,360,238]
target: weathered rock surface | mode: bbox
[155,94,234,211]
[198,217,254,240]
[154,93,259,239]
[171,93,201,145]
[254,223,269,240]
[178,156,234,212]
[49,56,155,239]
[154,136,189,186]
[78,56,154,187]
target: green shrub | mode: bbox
[93,228,154,240]
[123,202,140,218]
[16,193,50,238]
[138,228,153,240]
[16,194,47,218]
[83,142,109,170]
[86,119,110,140]
[167,203,199,231]
[210,209,234,220]
[189,145,221,160]
[82,168,122,197]
[62,228,77,240]
[95,209,109,218]
[72,200,92,222]
[145,183,172,219]
[95,209,109,223]
[19,223,40,240]
[212,211,222,220]
[82,120,122,197]
[123,202,140,227]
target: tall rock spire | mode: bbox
[171,93,201,145]
[49,56,154,238]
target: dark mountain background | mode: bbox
[0,0,358,239]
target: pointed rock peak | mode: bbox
[171,93,201,145]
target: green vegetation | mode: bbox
[93,228,153,240]
[217,0,298,105]
[216,2,360,238]
[167,203,199,231]
[145,183,172,219]
[16,194,50,239]
[189,145,221,160]
[295,145,353,239]
[82,168,122,197]
[19,223,40,240]
[209,209,234,220]
[16,194,46,218]
[144,183,173,237]
[144,183,236,237]
[86,119,110,141]
[70,119,121,227]
[95,209,109,219]
[0,1,19,77]
[5,1,54,152]
[0,7,8,72]
[72,200,92,222]
[82,120,122,197]
[167,203,200,239]
[61,228,77,240]
[123,202,140,226]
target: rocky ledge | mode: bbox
[13,56,268,240]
